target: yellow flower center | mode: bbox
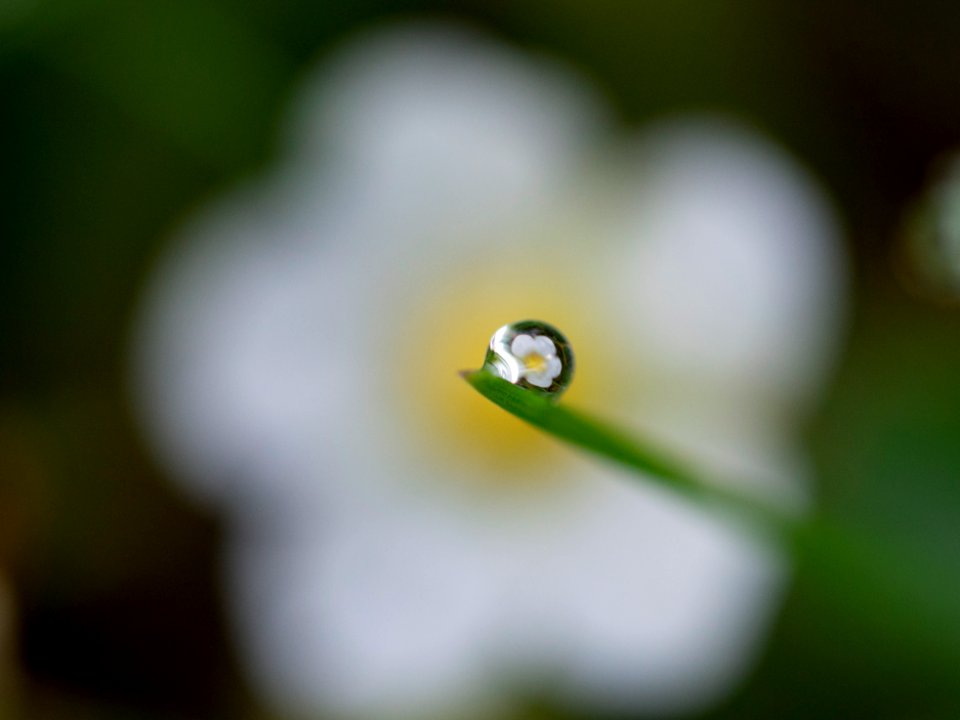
[390,258,616,495]
[523,352,548,374]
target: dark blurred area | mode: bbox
[3,1,960,718]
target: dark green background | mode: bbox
[3,1,960,718]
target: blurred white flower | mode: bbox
[132,23,846,720]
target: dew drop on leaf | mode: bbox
[483,320,574,398]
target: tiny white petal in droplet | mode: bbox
[547,356,563,378]
[525,370,554,388]
[533,336,556,357]
[511,334,537,358]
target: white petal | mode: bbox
[532,335,556,357]
[546,355,563,379]
[284,23,605,248]
[509,473,785,714]
[228,503,506,720]
[605,118,845,410]
[131,190,340,507]
[510,334,537,358]
[524,370,554,388]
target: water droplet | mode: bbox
[483,320,574,398]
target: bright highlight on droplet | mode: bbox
[483,320,574,397]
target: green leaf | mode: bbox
[461,369,794,535]
[462,368,960,680]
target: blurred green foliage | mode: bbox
[3,1,960,718]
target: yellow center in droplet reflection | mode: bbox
[523,353,548,374]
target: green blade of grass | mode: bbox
[462,369,960,677]
[461,369,794,534]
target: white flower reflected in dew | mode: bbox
[483,320,574,396]
[132,23,847,720]
[512,334,561,388]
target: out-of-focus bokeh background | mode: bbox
[4,1,960,719]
